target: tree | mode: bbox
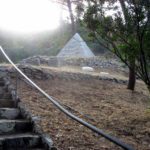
[53,0,77,34]
[84,0,150,91]
[119,0,136,90]
[66,0,75,34]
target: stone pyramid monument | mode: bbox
[57,33,95,58]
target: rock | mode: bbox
[82,66,94,72]
[99,72,109,75]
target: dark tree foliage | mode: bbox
[84,0,150,91]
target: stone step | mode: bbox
[30,149,46,150]
[0,88,4,95]
[30,149,44,150]
[0,133,42,149]
[0,108,20,119]
[0,99,16,108]
[0,93,12,99]
[3,94,12,99]
[6,149,46,150]
[0,120,33,134]
[1,149,46,150]
[0,81,4,86]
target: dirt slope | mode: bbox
[18,77,150,150]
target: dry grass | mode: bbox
[16,75,150,150]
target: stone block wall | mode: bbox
[57,56,127,71]
[20,55,127,72]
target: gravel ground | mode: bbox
[17,77,150,150]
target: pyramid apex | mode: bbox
[74,33,80,36]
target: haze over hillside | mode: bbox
[0,23,107,63]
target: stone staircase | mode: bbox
[0,78,50,150]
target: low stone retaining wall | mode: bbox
[0,65,50,80]
[45,69,127,84]
[0,65,127,84]
[20,56,127,72]
[20,56,58,67]
[57,56,125,69]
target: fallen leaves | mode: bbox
[18,78,150,150]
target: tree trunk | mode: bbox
[67,0,75,34]
[119,0,136,90]
[127,63,136,90]
[87,0,91,7]
[119,0,128,20]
